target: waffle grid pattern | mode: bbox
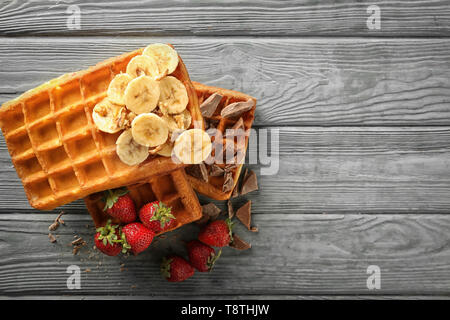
[187,82,256,200]
[85,169,202,231]
[0,48,201,210]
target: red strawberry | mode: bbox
[187,240,221,272]
[103,188,136,223]
[121,222,154,254]
[139,201,176,234]
[161,255,195,282]
[94,220,122,256]
[198,218,234,247]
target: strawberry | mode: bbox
[94,220,122,256]
[139,201,176,234]
[103,188,136,224]
[121,222,154,254]
[198,218,234,247]
[161,255,195,282]
[187,240,221,272]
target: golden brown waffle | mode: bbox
[84,169,202,231]
[187,82,256,200]
[0,46,202,210]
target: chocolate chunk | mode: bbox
[223,138,237,163]
[250,226,259,232]
[224,117,245,138]
[231,184,239,198]
[227,200,234,219]
[209,164,224,177]
[201,93,223,118]
[186,163,209,182]
[230,234,251,251]
[225,163,237,172]
[202,203,221,221]
[48,233,57,243]
[240,169,258,195]
[236,200,252,230]
[222,170,235,193]
[221,99,254,118]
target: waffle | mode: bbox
[187,82,256,200]
[85,169,202,232]
[0,46,202,210]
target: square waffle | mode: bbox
[187,82,256,200]
[84,169,202,232]
[0,46,203,210]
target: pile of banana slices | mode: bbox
[92,43,212,166]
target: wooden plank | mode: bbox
[0,213,449,296]
[1,37,450,125]
[1,1,450,36]
[1,127,450,214]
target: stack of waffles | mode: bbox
[0,44,256,234]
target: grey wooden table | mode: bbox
[1,0,450,299]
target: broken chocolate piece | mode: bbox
[224,163,237,172]
[186,163,209,182]
[224,117,245,138]
[250,226,259,232]
[240,169,258,195]
[48,233,57,243]
[202,203,221,221]
[200,93,223,117]
[221,99,254,118]
[236,200,252,230]
[227,200,234,219]
[210,164,224,177]
[231,184,239,198]
[222,170,234,193]
[230,234,251,251]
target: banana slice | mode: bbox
[124,75,160,115]
[92,99,125,133]
[131,113,169,147]
[126,55,160,79]
[107,73,132,105]
[173,129,212,164]
[162,109,192,133]
[158,76,188,114]
[116,129,149,166]
[143,43,179,76]
[157,140,174,157]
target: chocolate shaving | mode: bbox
[200,93,223,117]
[227,200,234,219]
[72,237,85,246]
[209,164,224,177]
[230,234,251,251]
[240,169,258,195]
[221,99,254,118]
[236,200,252,230]
[48,211,65,231]
[48,233,57,243]
[222,170,235,193]
[72,237,87,255]
[202,203,221,221]
[186,163,209,182]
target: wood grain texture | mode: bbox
[1,0,450,36]
[1,37,450,125]
[0,212,449,296]
[1,127,450,214]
